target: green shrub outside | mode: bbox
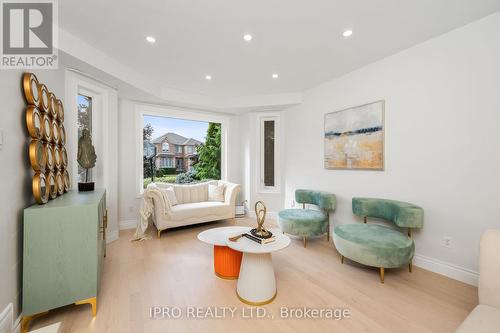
[156,167,177,176]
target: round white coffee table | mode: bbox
[226,227,290,305]
[197,226,249,279]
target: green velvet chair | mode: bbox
[278,190,336,247]
[333,198,424,283]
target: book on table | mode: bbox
[243,233,276,244]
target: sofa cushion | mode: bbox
[169,201,230,221]
[173,182,210,204]
[160,187,178,206]
[278,209,328,237]
[333,224,414,268]
[455,305,500,333]
[208,183,225,202]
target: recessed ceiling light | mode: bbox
[205,75,212,80]
[342,30,353,37]
[243,34,253,41]
[272,73,279,79]
[146,36,156,43]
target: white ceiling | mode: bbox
[60,0,500,99]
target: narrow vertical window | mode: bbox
[260,115,279,192]
[77,94,92,182]
[264,120,275,187]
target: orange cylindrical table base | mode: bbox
[213,245,243,279]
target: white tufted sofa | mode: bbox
[145,180,240,237]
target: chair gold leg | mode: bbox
[157,229,161,238]
[409,261,413,273]
[21,311,49,333]
[380,267,385,283]
[326,218,330,242]
[75,297,97,316]
[341,255,344,264]
[303,237,307,248]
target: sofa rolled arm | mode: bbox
[479,229,500,309]
[224,182,241,208]
[145,186,172,214]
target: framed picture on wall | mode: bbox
[324,100,385,170]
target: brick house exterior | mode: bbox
[151,132,202,172]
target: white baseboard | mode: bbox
[413,254,478,286]
[0,303,13,333]
[107,229,119,243]
[12,314,20,333]
[119,219,138,230]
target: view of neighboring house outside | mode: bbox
[151,132,202,172]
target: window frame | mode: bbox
[258,114,280,194]
[135,104,229,196]
[162,142,170,152]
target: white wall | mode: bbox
[283,12,500,284]
[117,99,244,226]
[0,68,65,319]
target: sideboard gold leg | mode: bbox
[75,297,97,316]
[380,267,385,284]
[21,311,49,333]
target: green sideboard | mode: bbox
[22,189,107,332]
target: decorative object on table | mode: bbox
[22,73,69,204]
[227,227,290,305]
[278,189,336,248]
[333,197,424,283]
[228,201,276,245]
[22,190,106,333]
[134,181,240,241]
[77,128,97,192]
[198,227,248,279]
[324,100,384,170]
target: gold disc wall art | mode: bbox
[23,72,70,204]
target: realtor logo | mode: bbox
[1,0,58,69]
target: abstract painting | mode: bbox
[324,100,384,170]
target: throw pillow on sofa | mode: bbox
[208,184,225,202]
[161,187,178,206]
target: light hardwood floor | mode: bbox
[29,218,477,333]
